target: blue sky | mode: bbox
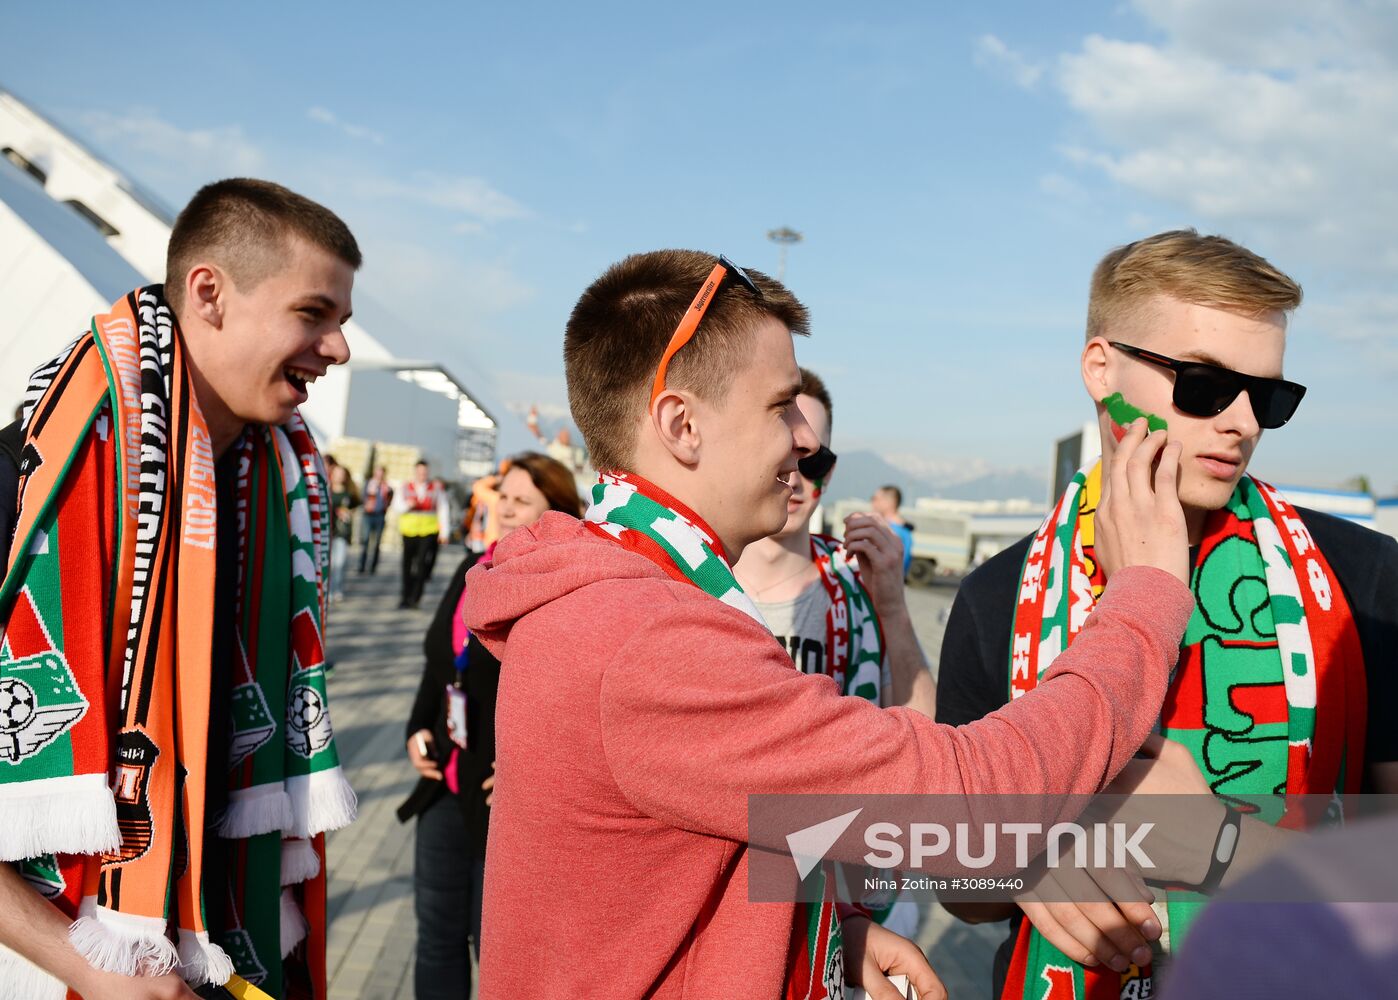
[5,0,1395,494]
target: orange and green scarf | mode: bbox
[0,287,356,999]
[1001,463,1365,1000]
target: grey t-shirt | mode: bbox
[755,579,829,678]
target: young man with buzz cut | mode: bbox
[937,229,1398,1000]
[0,178,360,1000]
[464,248,1205,999]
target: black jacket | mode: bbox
[395,552,500,858]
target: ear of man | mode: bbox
[644,389,702,468]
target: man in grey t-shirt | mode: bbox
[735,367,936,717]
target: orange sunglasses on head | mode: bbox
[649,254,763,406]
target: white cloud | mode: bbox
[76,109,264,176]
[357,172,529,225]
[974,34,1044,90]
[306,106,386,145]
[1044,1,1398,347]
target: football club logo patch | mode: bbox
[221,927,269,986]
[0,651,87,765]
[19,853,66,900]
[286,666,334,759]
[103,728,159,866]
[229,681,277,768]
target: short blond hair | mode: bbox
[1087,229,1302,341]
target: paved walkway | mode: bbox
[322,558,1004,999]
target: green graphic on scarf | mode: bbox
[18,853,65,899]
[239,444,292,793]
[811,536,884,703]
[590,479,755,613]
[0,518,84,780]
[282,457,340,779]
[1006,470,1344,999]
[216,831,283,994]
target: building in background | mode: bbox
[0,85,528,482]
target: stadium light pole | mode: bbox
[767,226,803,281]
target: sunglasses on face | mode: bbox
[797,444,838,482]
[650,254,763,406]
[1108,342,1306,430]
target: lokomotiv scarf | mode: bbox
[809,534,884,704]
[1001,462,1366,1000]
[0,287,356,999]
[584,470,845,1000]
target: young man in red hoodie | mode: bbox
[464,249,1196,999]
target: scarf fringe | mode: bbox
[0,943,67,1000]
[285,767,358,838]
[280,888,309,958]
[217,784,295,839]
[0,774,119,862]
[176,929,234,987]
[68,903,179,978]
[280,837,322,886]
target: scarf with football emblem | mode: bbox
[1001,462,1365,1000]
[0,287,356,999]
[585,470,844,1000]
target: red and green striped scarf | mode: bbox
[1002,463,1366,1000]
[584,471,845,1000]
[0,287,356,999]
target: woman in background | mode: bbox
[328,464,360,603]
[397,452,582,1000]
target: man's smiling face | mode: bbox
[197,235,354,430]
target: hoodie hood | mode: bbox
[462,511,668,653]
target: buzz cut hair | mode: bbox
[165,178,361,314]
[564,249,810,472]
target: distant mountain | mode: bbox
[935,469,1048,502]
[824,450,939,505]
[825,449,1047,504]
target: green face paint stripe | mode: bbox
[1100,392,1168,432]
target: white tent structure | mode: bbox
[0,87,527,478]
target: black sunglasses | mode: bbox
[1109,342,1306,429]
[798,445,838,481]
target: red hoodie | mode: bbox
[464,512,1194,999]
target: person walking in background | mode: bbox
[397,452,581,1000]
[396,460,450,609]
[463,460,508,555]
[871,484,914,578]
[329,464,360,603]
[359,464,393,574]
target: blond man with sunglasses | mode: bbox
[463,248,1202,1000]
[938,230,1398,999]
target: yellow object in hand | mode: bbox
[224,975,276,1000]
